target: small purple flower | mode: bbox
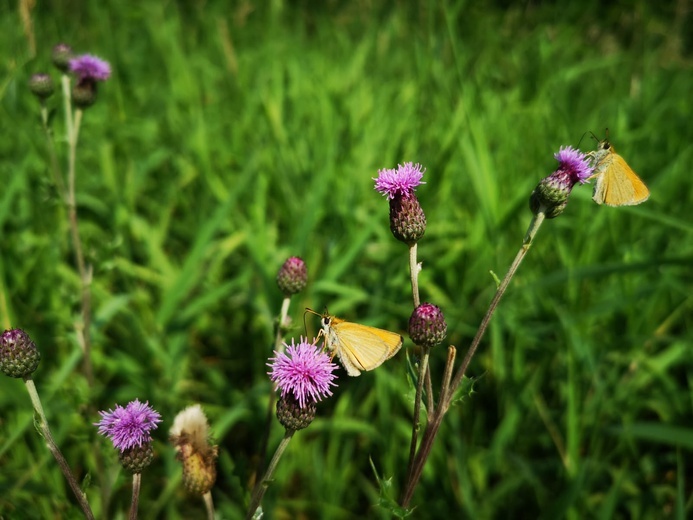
[554,146,592,185]
[374,162,426,199]
[529,146,594,218]
[95,399,162,452]
[69,54,111,82]
[268,337,338,408]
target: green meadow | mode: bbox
[1,1,692,518]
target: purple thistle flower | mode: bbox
[374,162,426,200]
[268,337,338,408]
[69,54,111,82]
[529,146,594,218]
[553,146,592,185]
[95,399,162,452]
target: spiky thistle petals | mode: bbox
[170,405,219,495]
[529,146,593,218]
[69,55,111,82]
[95,399,162,452]
[0,329,41,378]
[268,337,338,409]
[276,256,307,296]
[374,162,426,200]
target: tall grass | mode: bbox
[1,1,691,518]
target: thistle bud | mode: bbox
[409,303,447,348]
[52,43,74,72]
[276,394,316,431]
[28,73,55,100]
[276,256,307,296]
[119,443,154,474]
[0,329,41,378]
[389,193,427,244]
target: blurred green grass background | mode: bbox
[1,0,692,518]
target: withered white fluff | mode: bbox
[170,404,210,448]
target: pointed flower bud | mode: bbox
[0,329,41,378]
[409,303,447,347]
[28,73,55,100]
[170,404,219,496]
[51,43,74,72]
[276,394,317,431]
[529,146,593,219]
[276,256,307,296]
[119,443,154,474]
[374,162,427,244]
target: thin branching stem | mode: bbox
[400,210,547,507]
[23,377,95,520]
[246,429,295,519]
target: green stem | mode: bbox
[404,242,426,482]
[23,377,95,519]
[129,473,141,520]
[246,430,295,519]
[39,102,67,199]
[66,107,94,388]
[203,490,215,520]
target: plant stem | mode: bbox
[409,243,421,308]
[66,107,94,388]
[404,242,427,482]
[129,473,141,520]
[203,491,215,520]
[23,377,95,520]
[246,429,295,520]
[399,210,547,507]
[39,102,67,199]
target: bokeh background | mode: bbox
[1,1,692,518]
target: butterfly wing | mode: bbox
[592,149,649,207]
[328,319,402,377]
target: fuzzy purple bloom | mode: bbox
[529,146,594,218]
[96,399,162,452]
[374,162,426,199]
[553,146,592,185]
[268,337,338,408]
[69,54,111,82]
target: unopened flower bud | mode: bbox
[409,303,447,347]
[0,329,41,378]
[28,73,54,99]
[52,43,74,72]
[276,394,316,431]
[276,256,307,296]
[119,443,154,474]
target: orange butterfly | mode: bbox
[307,309,402,377]
[588,134,649,206]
